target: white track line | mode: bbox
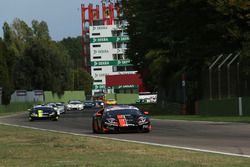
[0,122,249,158]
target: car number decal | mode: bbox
[117,115,127,127]
[38,110,43,117]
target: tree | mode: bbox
[32,20,51,40]
[59,36,83,69]
[72,68,93,95]
[122,0,247,112]
[0,38,13,104]
[209,0,250,74]
[59,36,93,93]
[13,39,72,96]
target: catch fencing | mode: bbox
[202,52,250,100]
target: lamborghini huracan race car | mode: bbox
[92,105,151,133]
[28,105,59,121]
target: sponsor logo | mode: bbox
[92,26,108,31]
[94,73,109,78]
[16,90,27,96]
[93,49,109,54]
[92,84,106,90]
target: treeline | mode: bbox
[0,18,92,105]
[121,0,250,112]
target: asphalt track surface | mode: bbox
[0,108,250,157]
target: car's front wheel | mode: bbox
[92,120,98,133]
[52,116,59,121]
[28,117,34,121]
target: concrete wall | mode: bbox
[11,91,44,103]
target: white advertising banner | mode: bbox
[89,25,117,38]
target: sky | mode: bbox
[0,0,100,41]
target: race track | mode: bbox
[1,109,250,157]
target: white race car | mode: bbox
[67,100,84,111]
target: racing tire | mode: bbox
[137,126,150,133]
[29,117,34,122]
[52,116,59,121]
[143,129,150,133]
[100,123,107,134]
[92,120,98,133]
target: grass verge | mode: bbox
[0,111,25,117]
[0,124,249,167]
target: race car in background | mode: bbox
[105,99,117,105]
[55,102,67,114]
[84,100,95,108]
[92,105,151,133]
[66,100,84,111]
[28,105,59,121]
[95,100,104,108]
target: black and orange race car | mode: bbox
[92,105,151,133]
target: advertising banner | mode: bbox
[34,90,43,96]
[91,59,132,66]
[90,36,129,43]
[92,84,106,90]
[16,90,27,96]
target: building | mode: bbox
[81,3,143,96]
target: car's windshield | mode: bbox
[85,101,93,103]
[107,99,115,102]
[106,109,141,117]
[33,107,53,112]
[56,103,64,106]
[69,101,81,104]
[47,103,56,107]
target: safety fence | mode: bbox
[197,97,250,116]
[202,52,250,99]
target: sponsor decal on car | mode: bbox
[38,110,43,117]
[117,115,127,127]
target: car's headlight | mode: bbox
[49,112,55,115]
[138,116,148,125]
[30,113,37,116]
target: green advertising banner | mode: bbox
[92,84,106,90]
[90,36,129,43]
[91,59,132,66]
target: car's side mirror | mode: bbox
[144,111,149,115]
[95,112,102,117]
